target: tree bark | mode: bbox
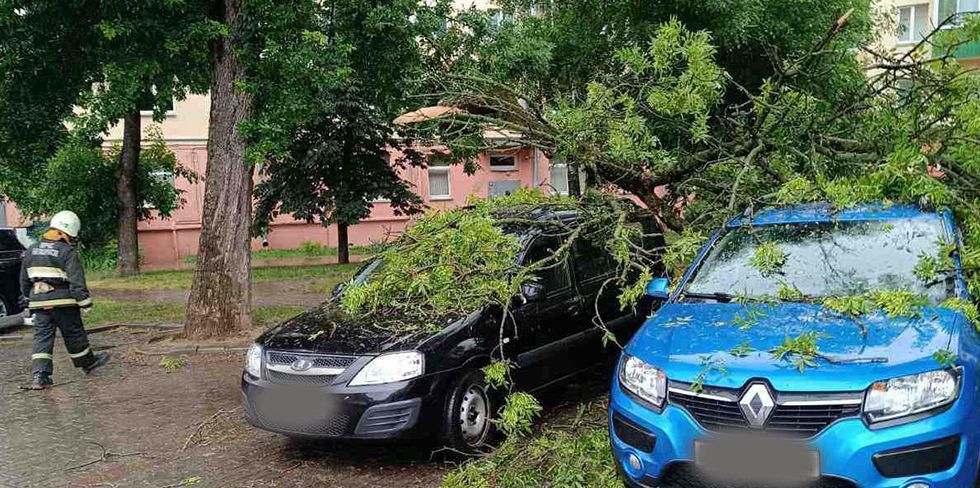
[116,109,141,276]
[337,223,350,264]
[185,0,255,338]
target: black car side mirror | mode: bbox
[520,283,547,303]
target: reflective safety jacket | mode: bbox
[19,239,93,310]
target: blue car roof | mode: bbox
[726,202,940,228]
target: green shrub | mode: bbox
[78,241,119,272]
[299,240,328,256]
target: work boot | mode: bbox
[83,352,111,374]
[29,373,53,390]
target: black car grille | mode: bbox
[267,370,335,386]
[264,350,359,386]
[766,403,861,436]
[266,351,357,369]
[258,409,352,436]
[670,394,749,430]
[668,382,862,438]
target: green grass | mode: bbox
[181,244,379,264]
[84,299,306,327]
[89,263,362,291]
[86,299,185,326]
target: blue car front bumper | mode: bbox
[609,378,980,488]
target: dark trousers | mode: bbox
[31,307,96,376]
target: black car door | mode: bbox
[510,235,584,390]
[0,229,25,317]
[568,238,628,353]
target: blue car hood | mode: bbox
[627,302,970,392]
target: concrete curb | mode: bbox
[133,346,249,356]
[0,322,185,342]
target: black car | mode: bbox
[0,227,28,328]
[241,208,666,452]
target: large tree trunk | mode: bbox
[185,0,255,338]
[337,223,350,264]
[116,109,141,276]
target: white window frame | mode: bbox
[935,0,979,29]
[548,161,569,196]
[372,154,393,203]
[427,165,452,201]
[139,86,176,117]
[488,154,518,172]
[897,5,926,44]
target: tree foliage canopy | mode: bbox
[251,0,454,234]
[17,128,196,247]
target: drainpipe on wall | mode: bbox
[255,161,270,248]
[532,148,541,187]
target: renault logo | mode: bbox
[290,358,313,372]
[739,383,775,427]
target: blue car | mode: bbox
[609,203,979,488]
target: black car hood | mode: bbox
[257,300,457,355]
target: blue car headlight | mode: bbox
[619,355,668,409]
[863,368,961,425]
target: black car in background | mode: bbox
[0,227,28,328]
[242,207,666,452]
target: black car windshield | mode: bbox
[685,218,950,304]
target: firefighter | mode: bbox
[20,211,110,390]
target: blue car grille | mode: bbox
[668,382,862,438]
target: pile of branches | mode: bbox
[339,189,665,335]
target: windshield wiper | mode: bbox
[681,291,736,303]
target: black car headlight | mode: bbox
[863,368,961,425]
[619,355,668,408]
[348,351,424,386]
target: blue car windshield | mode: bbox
[685,218,950,304]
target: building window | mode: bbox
[428,163,451,200]
[138,89,176,116]
[143,170,176,208]
[938,0,979,26]
[548,161,569,195]
[489,154,517,171]
[372,154,393,203]
[898,4,930,43]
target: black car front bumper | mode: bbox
[242,370,450,440]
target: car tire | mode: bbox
[439,368,497,455]
[0,300,23,330]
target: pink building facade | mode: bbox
[2,143,569,267]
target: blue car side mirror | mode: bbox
[645,278,671,300]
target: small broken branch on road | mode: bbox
[66,440,148,471]
[181,407,242,451]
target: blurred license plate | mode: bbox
[259,388,333,419]
[695,438,819,483]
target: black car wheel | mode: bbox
[440,368,496,454]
